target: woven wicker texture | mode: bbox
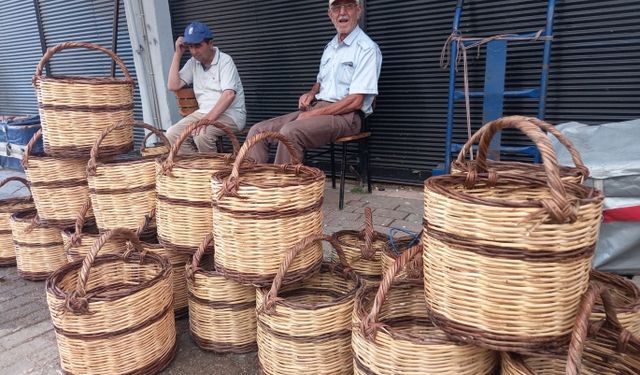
[33,41,134,157]
[380,234,423,280]
[0,177,35,267]
[10,209,67,280]
[140,130,170,157]
[590,270,640,336]
[61,200,126,262]
[333,207,386,284]
[185,233,257,353]
[423,116,604,354]
[501,284,640,375]
[452,116,588,184]
[87,121,170,232]
[22,129,93,227]
[256,234,361,375]
[211,132,325,286]
[155,119,241,254]
[353,244,497,375]
[45,228,176,375]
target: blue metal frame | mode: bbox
[436,0,556,175]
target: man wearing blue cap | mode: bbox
[167,21,246,153]
[245,0,381,164]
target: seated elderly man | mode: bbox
[246,0,382,163]
[166,21,246,153]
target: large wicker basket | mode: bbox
[87,121,169,232]
[353,244,498,375]
[256,234,361,375]
[156,119,241,254]
[211,132,325,286]
[0,177,35,267]
[333,207,386,284]
[22,129,92,227]
[10,209,67,280]
[185,233,257,353]
[33,41,133,157]
[61,200,127,262]
[423,116,604,354]
[452,116,589,183]
[590,270,640,336]
[501,283,640,375]
[45,228,176,375]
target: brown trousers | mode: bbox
[165,112,238,154]
[245,101,362,164]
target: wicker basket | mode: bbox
[87,121,169,232]
[61,200,127,262]
[452,116,589,183]
[211,132,325,286]
[353,244,498,375]
[156,119,241,254]
[10,209,67,280]
[141,229,191,319]
[332,207,386,284]
[380,239,423,280]
[590,270,640,336]
[0,177,35,267]
[256,234,361,375]
[33,41,134,157]
[185,233,257,353]
[45,228,176,375]
[423,116,604,354]
[501,283,640,375]
[140,130,171,157]
[22,129,93,227]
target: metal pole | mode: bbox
[537,0,556,120]
[111,0,121,77]
[443,0,464,172]
[33,0,50,76]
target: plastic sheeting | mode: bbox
[552,119,640,274]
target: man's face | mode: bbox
[186,40,214,64]
[328,0,362,39]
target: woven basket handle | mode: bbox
[360,207,376,260]
[467,116,576,224]
[0,176,31,193]
[66,199,93,251]
[261,234,348,313]
[140,130,169,154]
[70,228,145,304]
[221,132,301,198]
[361,243,422,339]
[186,233,214,280]
[162,119,241,175]
[454,116,589,178]
[21,129,43,169]
[87,121,170,175]
[33,41,131,83]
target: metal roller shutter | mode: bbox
[0,2,42,115]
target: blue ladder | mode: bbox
[433,0,556,175]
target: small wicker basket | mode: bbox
[423,116,604,354]
[212,132,325,286]
[590,270,640,336]
[87,121,169,232]
[256,234,361,375]
[353,244,498,375]
[22,129,92,227]
[451,116,588,183]
[10,209,67,280]
[156,119,241,254]
[45,228,176,375]
[140,130,171,157]
[332,207,386,284]
[33,41,134,157]
[185,233,257,353]
[0,177,35,267]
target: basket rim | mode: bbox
[156,153,236,172]
[10,208,38,223]
[590,270,640,314]
[0,197,33,210]
[257,262,361,311]
[333,229,388,247]
[36,75,134,85]
[426,173,603,208]
[212,164,325,189]
[46,252,171,303]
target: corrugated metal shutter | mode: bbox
[169,0,640,183]
[38,0,145,145]
[0,2,42,115]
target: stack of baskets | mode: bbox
[0,177,35,266]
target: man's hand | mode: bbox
[175,36,186,55]
[298,92,315,111]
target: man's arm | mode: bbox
[167,37,187,91]
[298,83,321,111]
[297,93,364,120]
[193,89,236,135]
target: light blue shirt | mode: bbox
[315,26,382,116]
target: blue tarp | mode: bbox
[0,115,43,153]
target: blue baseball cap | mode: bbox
[183,22,213,44]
